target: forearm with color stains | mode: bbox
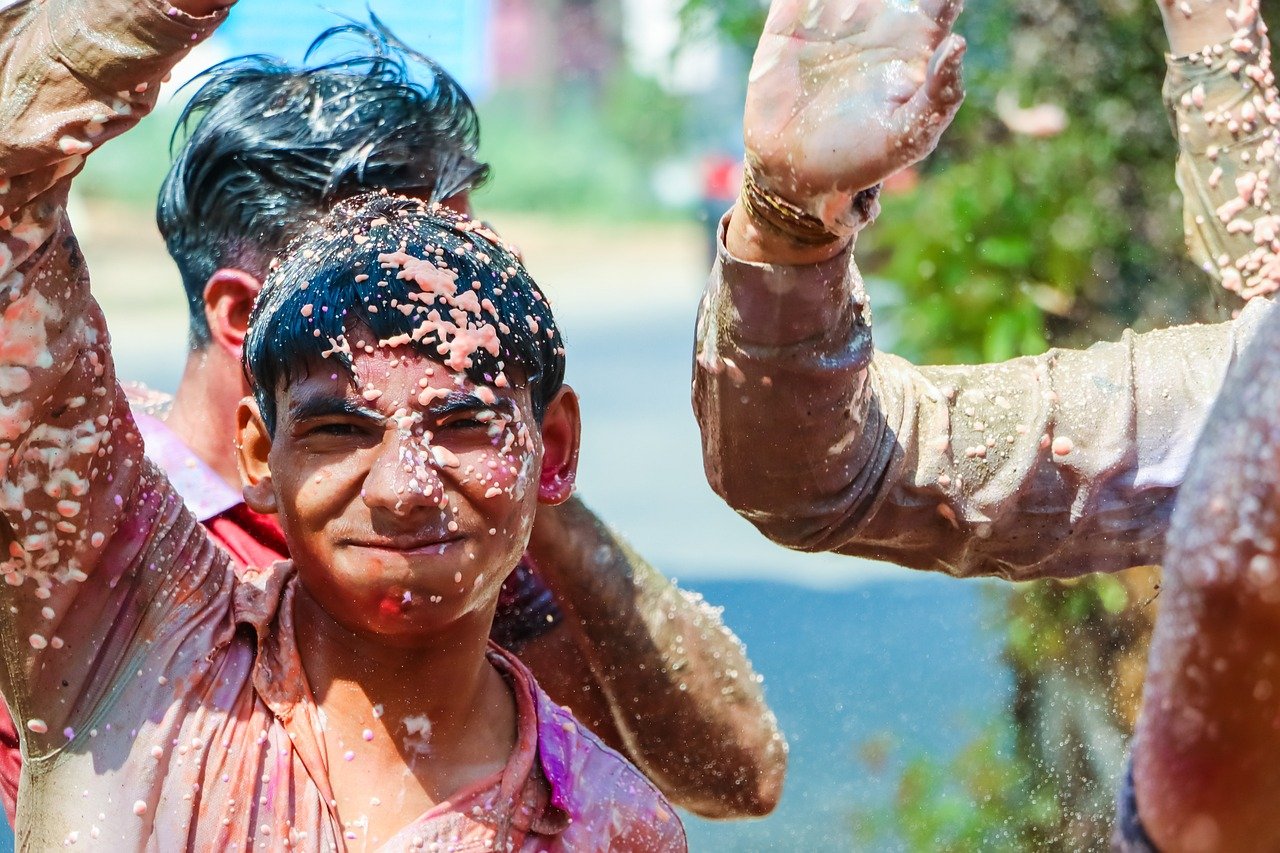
[0,0,225,735]
[1163,14,1280,300]
[524,497,786,818]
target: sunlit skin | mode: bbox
[1136,5,1280,851]
[235,339,581,841]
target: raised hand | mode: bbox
[742,0,966,242]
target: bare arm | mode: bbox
[521,497,786,818]
[1159,0,1280,300]
[1127,3,1280,850]
[1132,258,1280,853]
[696,0,1280,580]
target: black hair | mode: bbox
[244,193,565,435]
[157,18,490,349]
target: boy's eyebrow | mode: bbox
[288,395,384,424]
[433,391,514,417]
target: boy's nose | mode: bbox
[361,430,447,515]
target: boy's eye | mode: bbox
[304,421,370,438]
[439,416,486,431]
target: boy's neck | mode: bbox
[292,586,518,811]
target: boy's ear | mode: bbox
[538,387,580,506]
[236,396,278,515]
[204,269,262,360]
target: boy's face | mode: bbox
[236,339,578,645]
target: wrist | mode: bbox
[725,198,855,267]
[1160,0,1247,56]
[727,159,880,266]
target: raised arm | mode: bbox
[0,0,227,748]
[695,0,1280,581]
[518,497,785,818]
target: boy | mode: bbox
[0,0,685,848]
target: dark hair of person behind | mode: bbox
[158,19,490,349]
[244,192,565,435]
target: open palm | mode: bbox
[745,0,967,229]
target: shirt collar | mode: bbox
[231,563,570,842]
[132,408,241,521]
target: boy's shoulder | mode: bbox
[527,669,687,851]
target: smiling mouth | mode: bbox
[344,535,464,555]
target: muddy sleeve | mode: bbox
[694,33,1276,580]
[0,0,227,745]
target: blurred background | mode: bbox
[15,0,1255,848]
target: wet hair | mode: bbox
[244,193,565,435]
[157,19,490,349]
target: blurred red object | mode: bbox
[884,167,919,195]
[703,155,745,204]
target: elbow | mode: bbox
[1134,678,1280,853]
[729,755,787,817]
[673,745,787,819]
[1135,753,1280,853]
[709,476,846,555]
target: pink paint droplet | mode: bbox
[300,304,314,318]
[362,729,374,742]
[133,800,147,817]
[1051,436,1074,457]
[344,750,356,761]
[26,719,47,734]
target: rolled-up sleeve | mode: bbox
[694,29,1279,580]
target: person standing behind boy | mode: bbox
[0,0,685,848]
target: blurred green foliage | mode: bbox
[75,105,184,209]
[852,728,1061,851]
[472,87,660,219]
[473,55,693,219]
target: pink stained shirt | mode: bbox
[0,0,686,848]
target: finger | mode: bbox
[920,0,964,31]
[892,33,967,158]
[922,32,967,113]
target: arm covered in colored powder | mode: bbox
[520,497,786,818]
[1130,266,1280,853]
[0,0,228,751]
[695,0,1279,581]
